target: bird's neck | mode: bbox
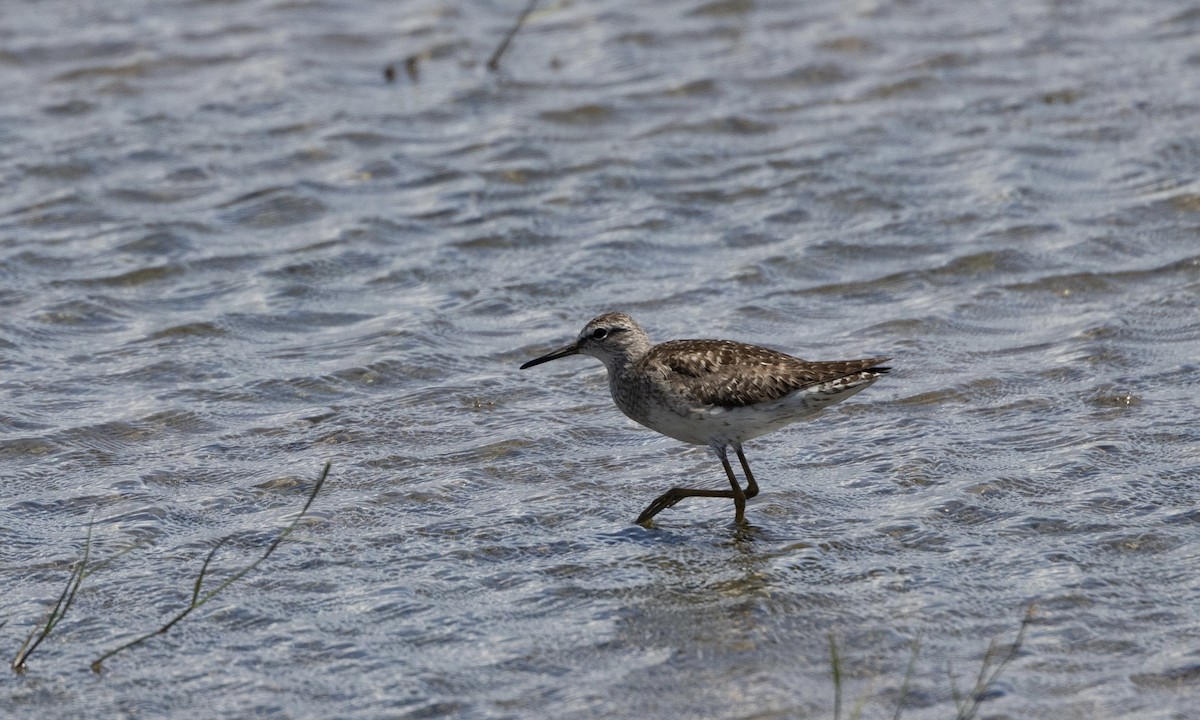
[600,339,651,379]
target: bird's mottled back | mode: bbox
[640,339,890,408]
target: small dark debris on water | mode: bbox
[383,54,423,84]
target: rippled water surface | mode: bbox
[3,0,1199,717]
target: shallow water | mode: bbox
[2,0,1199,717]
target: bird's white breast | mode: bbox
[621,384,847,447]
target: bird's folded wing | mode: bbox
[648,339,889,408]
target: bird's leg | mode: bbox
[718,446,748,523]
[733,443,759,499]
[636,487,740,525]
[635,446,748,525]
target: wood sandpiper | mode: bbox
[520,312,890,526]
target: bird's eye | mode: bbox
[591,328,609,340]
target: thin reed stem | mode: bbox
[954,602,1036,720]
[487,0,538,71]
[12,521,94,671]
[891,635,921,720]
[829,632,843,720]
[91,461,331,673]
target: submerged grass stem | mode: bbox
[90,461,331,673]
[487,0,538,71]
[11,521,93,672]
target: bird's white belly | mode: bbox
[626,388,838,447]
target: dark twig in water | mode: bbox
[487,0,538,71]
[827,632,875,720]
[826,603,1032,720]
[891,634,921,720]
[383,54,423,84]
[90,461,331,673]
[829,633,843,720]
[11,522,94,672]
[952,603,1036,720]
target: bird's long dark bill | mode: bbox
[519,342,580,369]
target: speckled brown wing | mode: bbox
[643,339,890,408]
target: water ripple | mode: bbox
[2,0,1199,717]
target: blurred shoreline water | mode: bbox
[2,0,1198,717]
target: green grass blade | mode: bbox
[954,603,1036,720]
[486,0,538,71]
[829,633,842,720]
[891,634,921,720]
[91,461,331,673]
[12,520,94,671]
